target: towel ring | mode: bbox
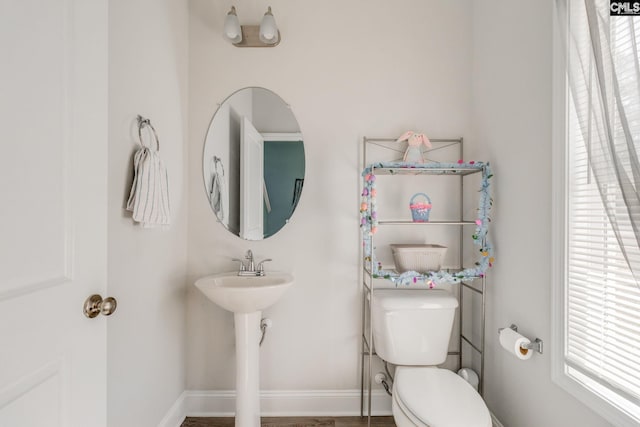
[137,115,160,151]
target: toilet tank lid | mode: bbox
[371,289,458,310]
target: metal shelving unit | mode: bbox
[359,137,487,425]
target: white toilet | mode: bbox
[371,289,491,427]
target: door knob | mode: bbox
[83,294,118,318]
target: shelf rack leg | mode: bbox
[458,138,464,371]
[367,246,373,426]
[480,275,486,396]
[360,289,365,417]
[459,283,464,370]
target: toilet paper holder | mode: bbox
[498,324,544,354]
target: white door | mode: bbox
[0,1,108,426]
[240,117,264,240]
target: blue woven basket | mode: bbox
[409,193,432,222]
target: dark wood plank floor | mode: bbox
[181,416,396,427]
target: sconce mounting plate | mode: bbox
[232,26,281,48]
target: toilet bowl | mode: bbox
[392,367,491,427]
[371,289,491,427]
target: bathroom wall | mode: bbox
[469,1,609,426]
[187,0,473,408]
[107,1,189,426]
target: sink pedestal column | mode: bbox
[234,311,261,427]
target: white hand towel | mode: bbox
[126,146,171,228]
[209,156,225,222]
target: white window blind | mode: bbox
[566,12,640,421]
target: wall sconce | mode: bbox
[223,6,281,47]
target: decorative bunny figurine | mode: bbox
[396,131,432,163]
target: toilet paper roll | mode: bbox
[499,327,533,360]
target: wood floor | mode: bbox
[181,417,396,427]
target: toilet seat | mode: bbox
[393,367,492,427]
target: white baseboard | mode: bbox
[184,389,392,418]
[491,412,505,427]
[158,391,187,427]
[161,389,502,427]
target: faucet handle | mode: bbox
[245,249,253,260]
[256,259,272,272]
[231,258,246,271]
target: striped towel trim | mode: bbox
[126,147,170,227]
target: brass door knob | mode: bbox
[83,294,118,318]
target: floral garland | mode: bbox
[360,161,494,287]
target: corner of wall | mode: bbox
[469,1,608,426]
[107,0,190,425]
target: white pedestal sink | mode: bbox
[194,272,294,427]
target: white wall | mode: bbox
[470,1,610,426]
[187,0,473,398]
[107,1,189,426]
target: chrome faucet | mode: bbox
[245,249,255,272]
[232,250,272,276]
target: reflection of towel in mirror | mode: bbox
[209,157,226,221]
[126,147,171,228]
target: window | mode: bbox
[553,2,640,426]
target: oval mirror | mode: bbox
[203,87,305,240]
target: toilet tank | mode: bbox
[371,289,458,365]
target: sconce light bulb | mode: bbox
[259,6,279,44]
[223,6,242,44]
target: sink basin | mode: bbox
[195,272,294,314]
